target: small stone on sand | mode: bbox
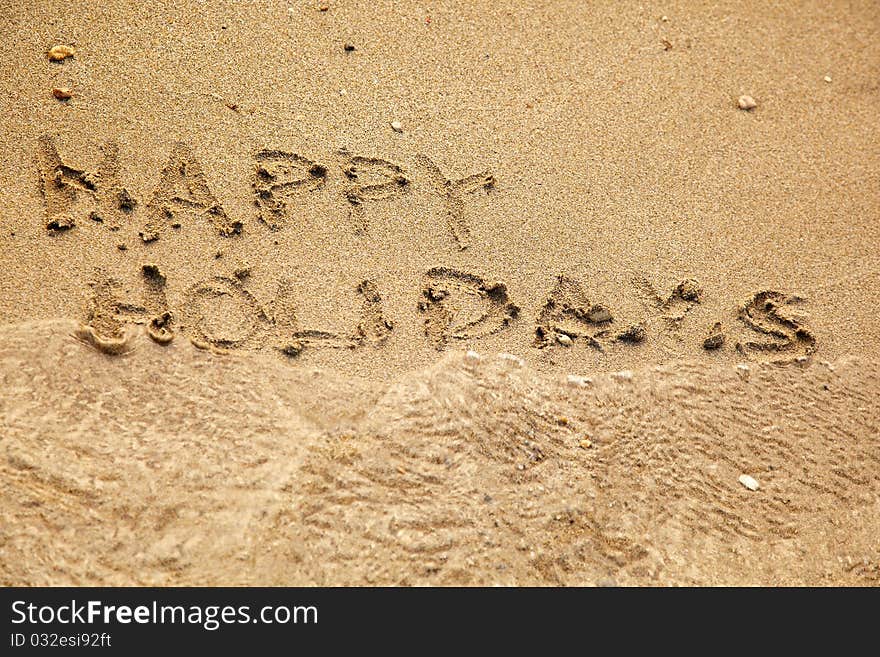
[738,474,759,491]
[344,43,356,52]
[823,75,832,83]
[48,45,75,61]
[738,95,757,110]
[390,120,403,132]
[52,87,72,100]
[557,333,572,346]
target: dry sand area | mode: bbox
[0,1,878,585]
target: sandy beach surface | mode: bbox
[1,0,878,585]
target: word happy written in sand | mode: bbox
[36,136,492,249]
[35,135,816,362]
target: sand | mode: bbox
[1,1,878,585]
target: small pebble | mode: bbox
[737,95,757,111]
[52,87,72,100]
[738,474,760,491]
[823,75,832,83]
[318,2,329,11]
[344,43,356,52]
[556,333,572,346]
[465,350,481,361]
[390,120,403,132]
[48,45,75,61]
[579,439,593,449]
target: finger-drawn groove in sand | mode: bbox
[178,276,270,350]
[272,278,353,356]
[419,267,519,349]
[632,276,703,326]
[415,154,495,250]
[83,270,135,341]
[339,152,409,233]
[72,324,137,356]
[253,149,328,230]
[353,280,394,345]
[140,142,241,242]
[736,290,816,361]
[37,135,136,233]
[276,279,393,356]
[77,266,174,353]
[534,275,614,349]
[141,264,175,344]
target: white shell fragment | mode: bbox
[739,474,760,491]
[737,95,757,110]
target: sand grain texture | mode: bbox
[1,1,879,585]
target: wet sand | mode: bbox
[1,1,878,585]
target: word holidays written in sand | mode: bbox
[79,265,817,364]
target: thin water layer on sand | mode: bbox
[1,320,877,585]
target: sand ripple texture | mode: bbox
[1,320,878,585]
